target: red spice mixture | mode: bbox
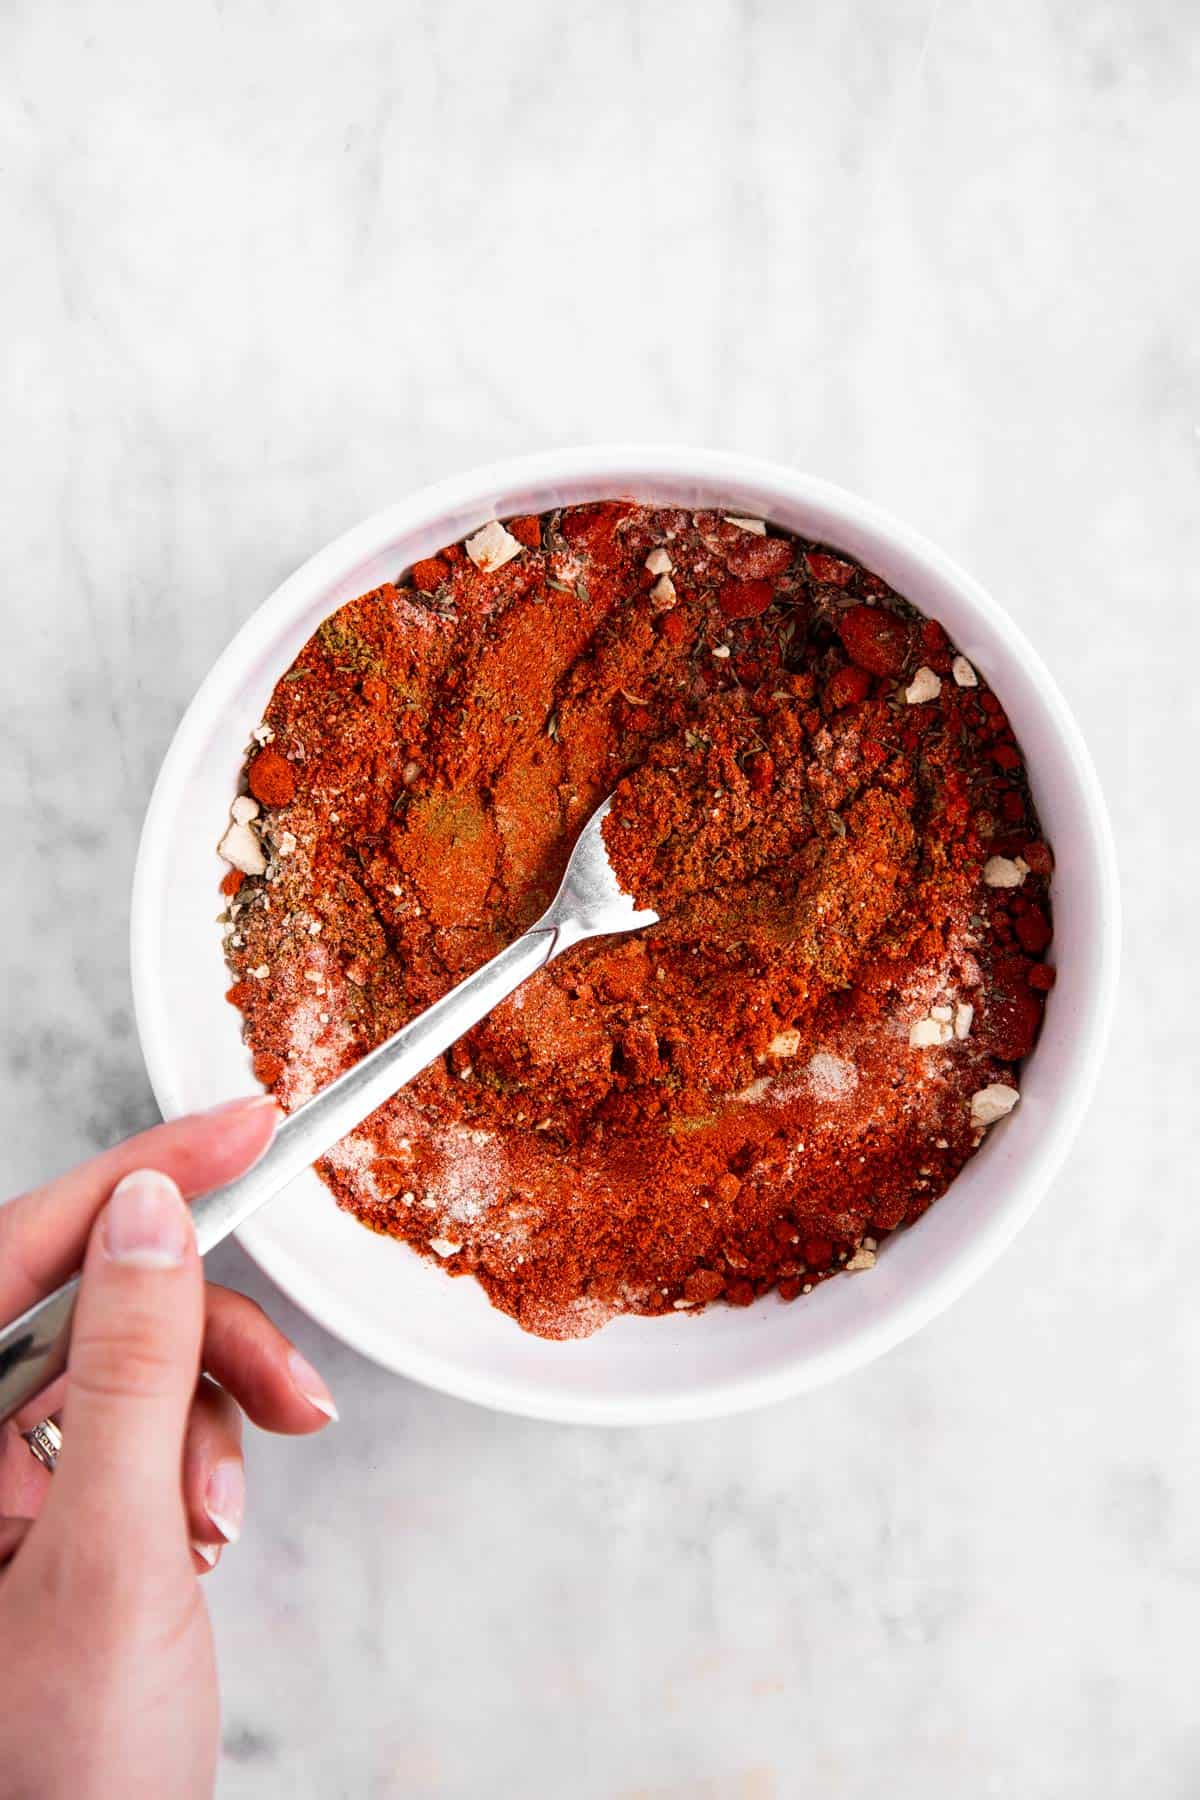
[219,504,1054,1338]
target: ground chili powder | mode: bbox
[219,504,1054,1338]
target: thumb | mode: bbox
[51,1169,203,1543]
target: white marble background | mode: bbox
[2,0,1197,1793]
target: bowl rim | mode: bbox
[131,445,1121,1424]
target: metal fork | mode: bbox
[0,796,656,1427]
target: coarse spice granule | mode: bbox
[219,503,1053,1338]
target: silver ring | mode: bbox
[23,1417,61,1473]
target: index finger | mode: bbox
[0,1098,278,1320]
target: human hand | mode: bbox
[0,1100,338,1799]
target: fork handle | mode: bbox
[0,923,558,1427]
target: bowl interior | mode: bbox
[132,451,1118,1423]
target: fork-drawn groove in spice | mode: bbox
[218,503,1054,1339]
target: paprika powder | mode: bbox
[219,504,1053,1338]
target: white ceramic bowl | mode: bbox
[131,448,1119,1424]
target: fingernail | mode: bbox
[192,1540,220,1568]
[204,1459,245,1543]
[205,1094,279,1117]
[104,1171,191,1267]
[288,1349,339,1421]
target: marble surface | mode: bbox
[1,0,1196,1793]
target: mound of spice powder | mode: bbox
[218,504,1054,1339]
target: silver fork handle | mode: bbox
[0,923,558,1427]
[192,925,556,1253]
